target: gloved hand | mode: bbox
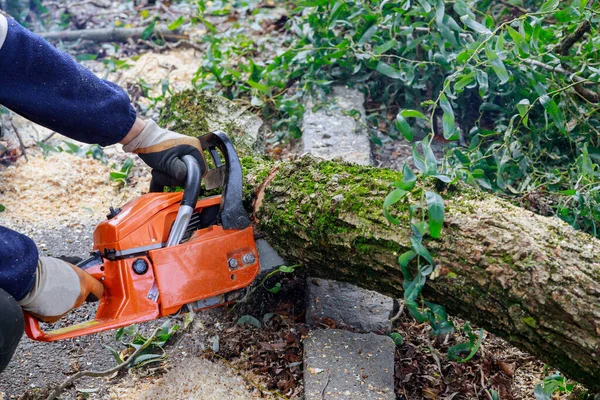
[122,120,207,189]
[17,257,104,323]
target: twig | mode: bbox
[45,327,161,400]
[42,0,111,9]
[41,131,56,143]
[320,369,331,399]
[39,25,185,43]
[9,118,28,162]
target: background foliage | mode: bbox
[196,0,600,237]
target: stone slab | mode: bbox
[302,86,372,166]
[303,329,395,400]
[306,278,395,333]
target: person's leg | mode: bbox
[0,288,24,373]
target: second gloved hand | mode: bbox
[18,257,104,323]
[123,120,207,189]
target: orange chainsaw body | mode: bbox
[24,131,260,342]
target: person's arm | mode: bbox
[0,14,206,187]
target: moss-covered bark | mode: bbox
[242,156,600,391]
[164,90,600,390]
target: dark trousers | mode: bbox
[0,226,38,373]
[0,288,24,373]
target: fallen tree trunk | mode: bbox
[159,91,600,390]
[239,155,600,390]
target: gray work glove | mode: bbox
[123,120,206,189]
[18,257,104,323]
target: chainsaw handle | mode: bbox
[165,155,201,247]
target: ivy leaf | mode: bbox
[426,191,445,238]
[540,95,566,134]
[376,61,403,79]
[395,114,414,141]
[410,236,435,266]
[168,16,184,31]
[401,109,428,119]
[393,163,417,190]
[440,94,456,140]
[460,15,491,34]
[141,21,156,40]
[383,189,408,225]
[398,250,417,267]
[358,24,378,45]
[540,0,559,13]
[485,44,509,84]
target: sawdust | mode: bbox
[0,151,149,229]
[102,48,201,100]
[110,357,272,400]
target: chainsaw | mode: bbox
[24,131,261,342]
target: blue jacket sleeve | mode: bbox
[0,19,136,146]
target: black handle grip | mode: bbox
[149,155,201,206]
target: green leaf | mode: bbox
[460,15,491,34]
[75,53,98,61]
[401,109,427,119]
[103,345,124,365]
[237,315,261,328]
[0,204,5,212]
[425,191,444,238]
[247,80,270,93]
[383,189,408,225]
[279,265,295,273]
[506,25,529,56]
[540,0,559,13]
[141,21,156,40]
[395,114,413,142]
[454,73,475,93]
[398,250,417,267]
[485,45,509,84]
[131,353,164,367]
[168,16,184,31]
[376,62,403,79]
[439,94,456,140]
[374,40,398,55]
[410,236,435,266]
[393,163,417,191]
[358,24,378,45]
[554,6,580,23]
[266,282,282,293]
[390,332,404,346]
[540,95,565,134]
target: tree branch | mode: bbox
[45,327,161,400]
[39,25,185,43]
[555,20,592,56]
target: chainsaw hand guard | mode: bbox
[23,131,259,342]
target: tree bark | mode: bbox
[240,155,600,391]
[158,90,600,390]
